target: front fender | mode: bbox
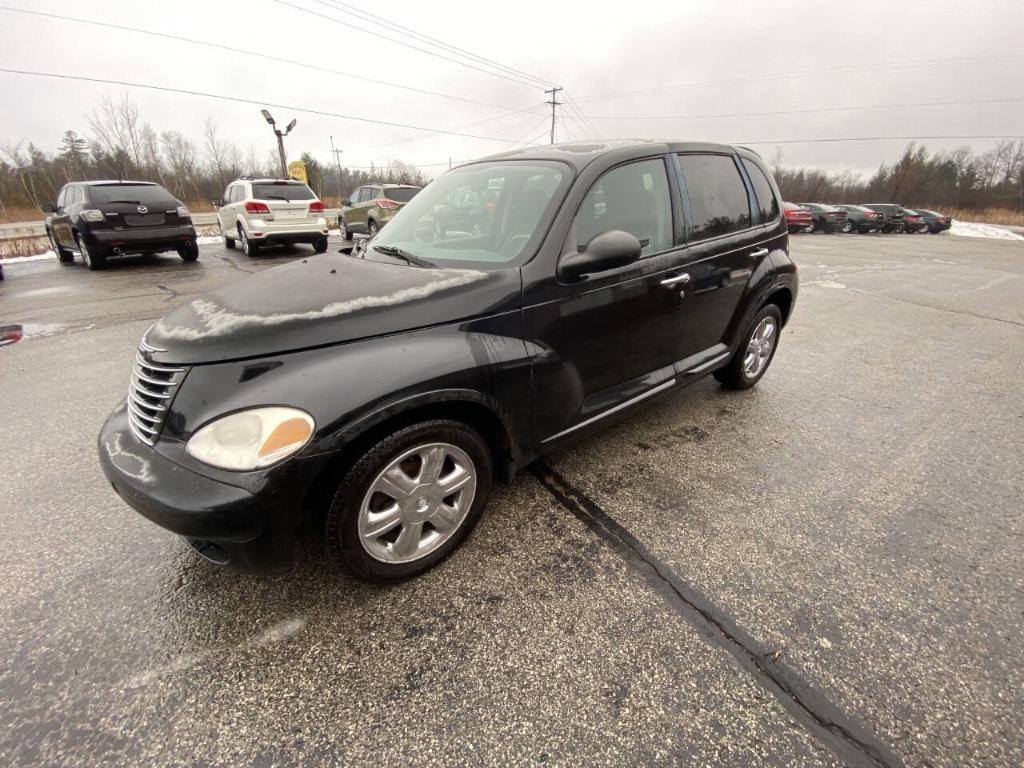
[162,309,533,466]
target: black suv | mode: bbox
[99,141,797,581]
[861,203,905,233]
[43,181,198,270]
[834,204,885,233]
[798,203,848,233]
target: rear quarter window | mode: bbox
[383,187,419,203]
[741,159,780,223]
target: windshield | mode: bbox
[368,161,570,268]
[89,184,175,204]
[252,183,316,201]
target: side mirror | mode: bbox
[558,229,642,281]
[41,202,55,214]
[211,199,221,209]
[342,199,352,207]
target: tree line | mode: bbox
[770,141,1024,210]
[0,94,427,217]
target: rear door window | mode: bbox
[677,154,752,241]
[574,158,673,257]
[741,159,779,223]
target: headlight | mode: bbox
[81,209,105,222]
[186,407,314,471]
[177,205,191,219]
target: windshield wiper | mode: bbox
[372,244,436,268]
[262,195,289,201]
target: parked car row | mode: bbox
[783,201,952,235]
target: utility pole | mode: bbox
[329,135,343,204]
[544,87,563,145]
[260,110,296,178]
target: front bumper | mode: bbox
[98,402,326,573]
[87,224,197,255]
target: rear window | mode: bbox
[252,183,316,201]
[89,184,174,204]
[677,154,751,240]
[383,187,419,203]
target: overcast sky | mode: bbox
[2,0,1023,180]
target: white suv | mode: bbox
[217,178,329,256]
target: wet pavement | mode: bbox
[1,233,1022,766]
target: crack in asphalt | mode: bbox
[532,462,904,768]
[844,287,1024,329]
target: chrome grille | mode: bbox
[128,350,186,445]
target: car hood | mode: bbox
[146,253,520,364]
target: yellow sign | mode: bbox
[287,160,307,184]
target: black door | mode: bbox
[523,156,689,447]
[52,185,76,248]
[671,153,771,367]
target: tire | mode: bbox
[76,233,106,271]
[49,229,73,263]
[714,304,783,390]
[841,221,853,233]
[325,419,494,583]
[239,226,259,257]
[312,236,329,254]
[805,221,816,233]
[177,243,199,261]
[341,218,353,241]
[368,219,379,238]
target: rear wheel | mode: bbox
[177,243,199,262]
[312,236,328,254]
[841,220,853,233]
[714,304,782,390]
[76,233,105,271]
[239,226,259,257]
[325,420,493,583]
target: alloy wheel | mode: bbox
[358,442,477,564]
[744,316,777,379]
[240,228,249,255]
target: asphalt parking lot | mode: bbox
[1,232,1022,767]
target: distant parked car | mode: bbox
[861,204,906,233]
[901,209,927,233]
[915,209,952,234]
[42,181,198,270]
[340,184,420,240]
[783,202,812,233]
[217,178,329,256]
[798,203,848,233]
[0,262,4,281]
[834,204,885,233]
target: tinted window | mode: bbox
[89,184,173,204]
[575,158,672,257]
[383,187,419,203]
[742,159,779,222]
[252,183,316,201]
[57,187,67,208]
[677,154,751,240]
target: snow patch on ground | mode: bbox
[945,221,1024,241]
[0,250,57,264]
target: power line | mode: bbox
[275,0,542,90]
[0,67,548,145]
[315,0,556,88]
[736,135,1024,146]
[575,54,1024,103]
[0,5,540,114]
[349,106,548,153]
[583,97,1024,120]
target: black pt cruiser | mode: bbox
[99,141,797,582]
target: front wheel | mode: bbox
[368,219,379,238]
[841,221,853,233]
[714,304,783,390]
[326,420,493,583]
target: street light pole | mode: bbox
[261,110,297,178]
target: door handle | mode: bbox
[660,273,691,287]
[750,248,769,259]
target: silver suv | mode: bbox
[217,178,329,256]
